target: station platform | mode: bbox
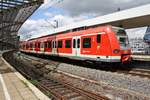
[131,54,150,61]
[0,51,50,100]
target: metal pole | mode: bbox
[54,20,58,28]
[1,0,4,50]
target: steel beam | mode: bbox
[0,0,44,50]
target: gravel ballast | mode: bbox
[52,63,150,96]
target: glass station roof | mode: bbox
[0,0,43,44]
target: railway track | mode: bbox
[3,51,109,100]
[38,78,107,100]
[20,52,150,79]
[126,68,150,78]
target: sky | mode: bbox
[19,0,150,40]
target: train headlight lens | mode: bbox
[113,49,120,54]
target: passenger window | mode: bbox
[77,39,80,48]
[35,43,37,48]
[33,43,35,48]
[38,43,40,48]
[65,40,71,48]
[58,40,62,48]
[55,41,57,48]
[97,34,101,43]
[53,41,55,48]
[83,38,91,48]
[44,42,47,48]
[30,43,32,48]
[48,41,51,48]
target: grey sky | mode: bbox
[57,0,150,17]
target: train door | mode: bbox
[52,40,57,55]
[40,42,44,53]
[72,36,81,57]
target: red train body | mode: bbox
[20,25,131,63]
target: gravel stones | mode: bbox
[55,63,150,96]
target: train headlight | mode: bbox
[113,49,120,54]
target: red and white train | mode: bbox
[20,25,131,63]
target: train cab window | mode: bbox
[65,40,71,48]
[83,38,91,48]
[48,41,51,48]
[73,39,76,48]
[97,34,101,43]
[58,40,62,48]
[77,39,80,48]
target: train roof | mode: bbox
[28,25,125,41]
[28,25,114,41]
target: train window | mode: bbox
[48,41,51,48]
[77,39,80,48]
[65,40,71,48]
[83,38,91,48]
[35,43,37,48]
[97,34,101,43]
[73,39,76,48]
[38,42,40,48]
[32,43,34,48]
[52,41,55,48]
[55,41,57,48]
[58,40,62,48]
[30,43,32,48]
[44,42,47,48]
[26,44,29,49]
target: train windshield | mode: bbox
[113,27,129,49]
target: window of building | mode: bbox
[58,40,62,48]
[83,38,91,48]
[65,40,71,48]
[97,34,101,43]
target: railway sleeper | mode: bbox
[59,90,73,95]
[63,92,80,99]
[66,93,82,99]
[69,96,86,100]
[53,87,67,91]
[40,81,59,85]
[49,85,64,90]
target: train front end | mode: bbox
[113,27,131,63]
